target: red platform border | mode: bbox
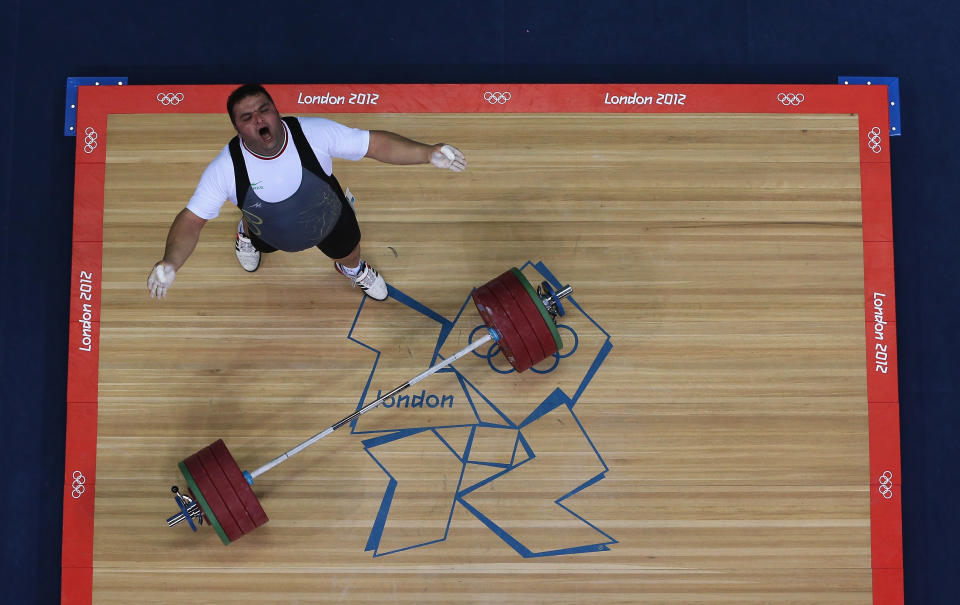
[64,83,901,605]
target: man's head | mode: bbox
[227,84,285,156]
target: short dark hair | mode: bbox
[227,83,275,125]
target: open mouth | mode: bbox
[259,126,273,143]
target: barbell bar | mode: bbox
[166,267,572,543]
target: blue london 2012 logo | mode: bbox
[345,261,614,557]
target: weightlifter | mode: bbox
[146,83,466,301]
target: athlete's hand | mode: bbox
[147,262,176,299]
[430,144,467,172]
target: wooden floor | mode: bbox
[92,112,871,603]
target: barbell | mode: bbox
[166,267,573,544]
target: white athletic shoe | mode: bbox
[235,231,261,272]
[335,260,387,301]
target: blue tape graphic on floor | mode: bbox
[345,261,615,557]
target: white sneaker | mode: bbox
[335,260,387,301]
[235,231,261,272]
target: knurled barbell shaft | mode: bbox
[167,503,202,527]
[247,328,499,481]
[544,285,572,311]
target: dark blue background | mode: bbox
[3,2,956,602]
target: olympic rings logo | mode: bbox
[483,91,512,105]
[157,92,185,105]
[71,470,87,499]
[82,127,98,154]
[878,470,894,500]
[777,92,805,106]
[867,126,883,153]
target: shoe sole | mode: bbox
[236,237,261,272]
[237,255,261,272]
[362,288,388,301]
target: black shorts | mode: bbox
[247,196,361,259]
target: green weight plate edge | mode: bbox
[508,267,562,351]
[487,274,547,364]
[196,446,257,536]
[178,460,231,545]
[210,439,269,527]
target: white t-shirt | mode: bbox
[186,117,370,220]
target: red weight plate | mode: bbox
[178,460,231,545]
[476,283,537,372]
[196,445,257,537]
[508,268,563,352]
[472,286,515,366]
[490,270,556,360]
[472,285,533,372]
[209,439,269,527]
[486,273,547,365]
[184,453,242,542]
[472,286,525,371]
[497,270,559,359]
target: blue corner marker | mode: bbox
[838,75,901,136]
[64,76,128,136]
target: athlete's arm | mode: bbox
[146,208,208,298]
[365,131,466,171]
[162,208,208,270]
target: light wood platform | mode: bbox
[91,111,871,603]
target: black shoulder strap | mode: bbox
[282,116,348,200]
[282,116,324,176]
[227,136,250,211]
